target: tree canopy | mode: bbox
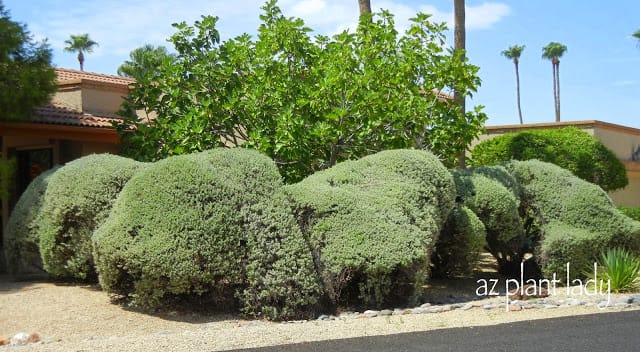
[117,44,175,80]
[117,0,487,182]
[470,127,628,191]
[0,1,57,121]
[63,33,98,71]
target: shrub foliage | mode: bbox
[504,160,640,278]
[4,167,58,276]
[286,149,455,308]
[431,205,486,278]
[450,166,525,274]
[93,148,322,319]
[471,127,628,191]
[37,154,145,280]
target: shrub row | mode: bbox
[6,148,640,319]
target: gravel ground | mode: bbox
[2,275,639,352]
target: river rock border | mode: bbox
[312,294,640,321]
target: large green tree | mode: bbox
[0,1,57,121]
[542,42,567,122]
[118,1,486,182]
[117,44,175,81]
[470,127,628,191]
[63,33,98,71]
[501,45,525,124]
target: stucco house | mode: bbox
[0,68,134,268]
[476,120,640,207]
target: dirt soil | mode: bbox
[1,255,637,351]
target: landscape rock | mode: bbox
[508,304,522,311]
[460,303,474,311]
[379,309,393,316]
[363,310,379,318]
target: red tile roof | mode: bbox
[32,102,122,128]
[55,68,135,86]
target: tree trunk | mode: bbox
[454,0,466,168]
[551,62,558,122]
[78,51,85,71]
[515,60,523,124]
[358,0,371,15]
[555,62,561,122]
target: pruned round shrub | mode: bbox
[451,166,525,274]
[4,167,59,276]
[93,148,322,319]
[471,127,628,191]
[37,154,145,280]
[286,149,455,308]
[431,205,486,278]
[504,160,640,279]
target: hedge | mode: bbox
[4,167,58,276]
[504,160,640,279]
[93,148,322,319]
[450,166,526,274]
[431,205,486,278]
[471,127,628,191]
[37,154,145,280]
[286,149,455,308]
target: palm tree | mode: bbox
[358,0,371,15]
[117,44,174,80]
[542,42,567,122]
[633,29,640,45]
[501,45,525,124]
[454,0,466,168]
[64,34,98,71]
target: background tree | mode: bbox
[501,45,525,124]
[118,1,487,183]
[453,0,467,168]
[63,33,98,71]
[117,44,175,81]
[542,42,567,122]
[470,127,627,191]
[0,1,57,121]
[358,0,371,15]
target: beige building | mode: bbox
[0,68,133,270]
[476,120,640,207]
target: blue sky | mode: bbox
[4,0,640,128]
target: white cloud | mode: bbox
[466,3,511,30]
[21,0,510,72]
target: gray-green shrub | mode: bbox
[37,154,145,280]
[93,148,322,319]
[4,167,58,276]
[504,160,640,279]
[286,149,455,308]
[451,166,526,274]
[431,205,486,278]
